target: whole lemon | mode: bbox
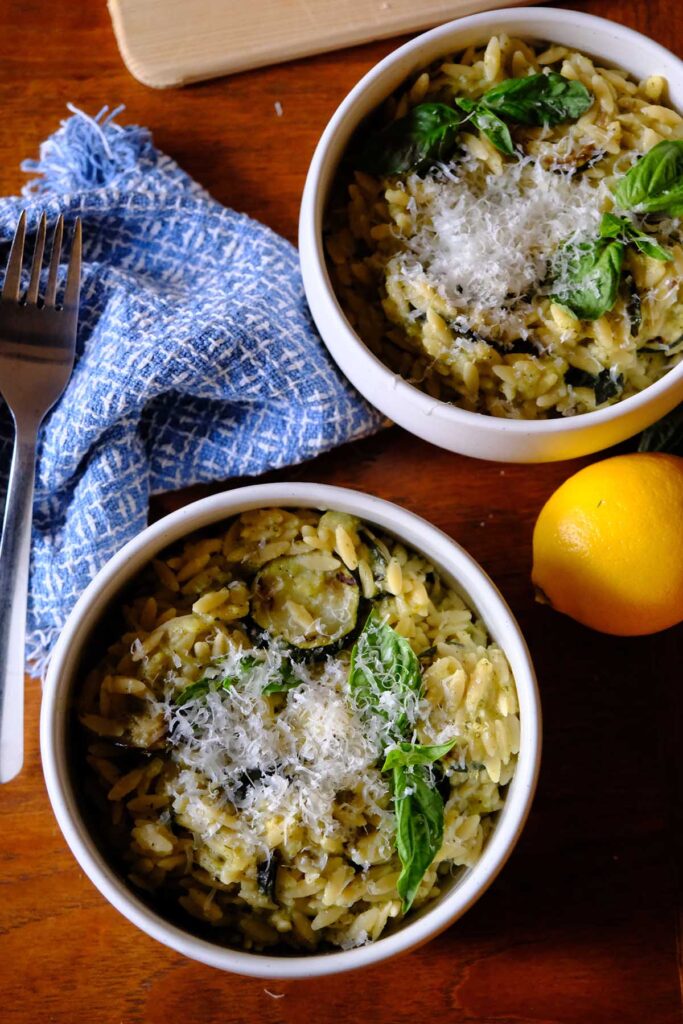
[532,452,683,636]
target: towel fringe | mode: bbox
[21,104,154,196]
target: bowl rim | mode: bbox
[298,5,683,438]
[40,481,541,979]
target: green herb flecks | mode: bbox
[612,140,683,217]
[349,609,422,743]
[174,653,299,705]
[624,273,642,337]
[261,657,301,695]
[174,677,216,705]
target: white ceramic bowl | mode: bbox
[299,8,683,463]
[41,482,541,978]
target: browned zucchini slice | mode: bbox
[251,553,360,650]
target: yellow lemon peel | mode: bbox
[532,452,683,636]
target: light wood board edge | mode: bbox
[107,0,533,89]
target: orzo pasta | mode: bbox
[326,35,683,419]
[77,507,519,952]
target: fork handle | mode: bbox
[0,420,38,783]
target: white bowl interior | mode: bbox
[41,482,541,978]
[299,8,683,461]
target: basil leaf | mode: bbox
[638,403,683,454]
[175,671,242,704]
[349,609,421,742]
[612,140,683,216]
[631,235,673,261]
[455,97,514,155]
[598,211,627,239]
[552,238,624,320]
[174,653,299,703]
[482,72,593,126]
[262,658,301,695]
[382,739,456,771]
[356,102,463,175]
[174,678,213,705]
[599,212,671,261]
[564,366,623,404]
[393,764,445,912]
[234,655,259,673]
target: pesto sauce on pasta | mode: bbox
[326,35,683,419]
[77,508,519,952]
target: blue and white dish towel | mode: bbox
[0,105,382,673]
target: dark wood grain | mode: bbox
[0,2,681,1022]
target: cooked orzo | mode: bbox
[78,507,519,952]
[326,35,683,418]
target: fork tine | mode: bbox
[25,212,47,306]
[1,211,27,302]
[63,217,82,311]
[44,214,64,308]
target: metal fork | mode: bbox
[0,211,81,783]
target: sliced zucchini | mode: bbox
[251,552,360,650]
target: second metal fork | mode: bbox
[0,211,81,783]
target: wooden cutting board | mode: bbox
[108,0,532,88]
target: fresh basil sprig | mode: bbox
[392,763,446,912]
[612,140,683,217]
[356,72,593,174]
[455,97,514,156]
[382,740,457,911]
[349,614,458,913]
[481,72,593,125]
[552,236,624,321]
[599,211,671,261]
[552,207,672,321]
[454,73,592,156]
[469,72,592,155]
[349,609,422,742]
[356,102,463,175]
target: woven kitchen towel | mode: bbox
[0,105,383,673]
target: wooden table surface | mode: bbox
[0,1,681,1021]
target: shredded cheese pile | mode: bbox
[394,156,609,327]
[162,646,392,855]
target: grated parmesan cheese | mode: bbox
[162,643,392,856]
[393,156,609,328]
